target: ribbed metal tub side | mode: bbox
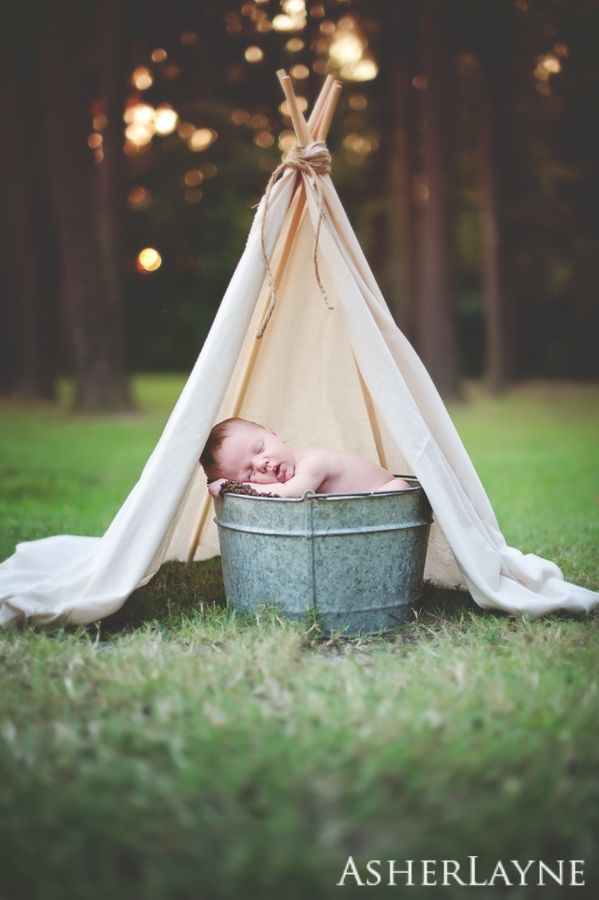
[214,482,432,635]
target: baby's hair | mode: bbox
[199,417,264,482]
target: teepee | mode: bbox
[1,72,597,627]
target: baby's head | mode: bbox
[200,417,296,485]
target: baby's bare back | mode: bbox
[296,448,393,494]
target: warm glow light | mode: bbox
[329,33,363,65]
[534,54,562,81]
[291,64,310,79]
[154,105,179,135]
[88,132,103,149]
[279,97,308,116]
[310,4,325,17]
[254,130,274,148]
[272,14,295,31]
[286,38,304,52]
[180,31,197,45]
[125,103,155,125]
[341,58,378,81]
[249,113,269,129]
[342,131,378,154]
[188,128,216,151]
[125,122,154,146]
[280,0,307,29]
[554,43,569,58]
[201,163,218,178]
[151,48,168,63]
[312,60,328,74]
[183,169,204,186]
[128,186,150,207]
[93,114,107,131]
[131,67,153,90]
[284,0,306,14]
[124,141,143,157]
[245,45,264,63]
[278,130,296,152]
[256,20,272,33]
[178,122,195,139]
[231,108,250,125]
[348,94,367,110]
[137,248,162,272]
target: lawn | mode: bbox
[0,377,598,900]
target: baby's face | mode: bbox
[216,422,296,484]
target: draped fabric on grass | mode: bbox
[1,74,597,627]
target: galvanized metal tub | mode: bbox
[213,479,432,636]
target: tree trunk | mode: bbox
[386,55,417,342]
[94,0,132,406]
[472,58,512,392]
[0,4,57,399]
[40,0,132,411]
[375,0,417,342]
[414,0,460,399]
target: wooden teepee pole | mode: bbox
[186,74,339,563]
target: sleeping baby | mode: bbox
[200,417,412,499]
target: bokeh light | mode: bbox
[137,248,162,273]
[254,130,275,148]
[188,128,217,151]
[131,67,153,90]
[278,130,296,152]
[245,46,264,63]
[128,186,151,208]
[154,105,179,135]
[341,59,378,81]
[231,109,250,125]
[182,169,204,187]
[291,64,310,79]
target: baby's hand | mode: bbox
[207,478,228,498]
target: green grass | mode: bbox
[1,377,598,900]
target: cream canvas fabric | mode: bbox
[1,157,597,627]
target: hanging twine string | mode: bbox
[256,140,334,339]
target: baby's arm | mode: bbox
[374,476,412,492]
[246,456,327,498]
[246,472,320,498]
[208,453,328,499]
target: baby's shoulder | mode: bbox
[295,447,335,474]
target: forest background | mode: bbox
[1,0,597,410]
